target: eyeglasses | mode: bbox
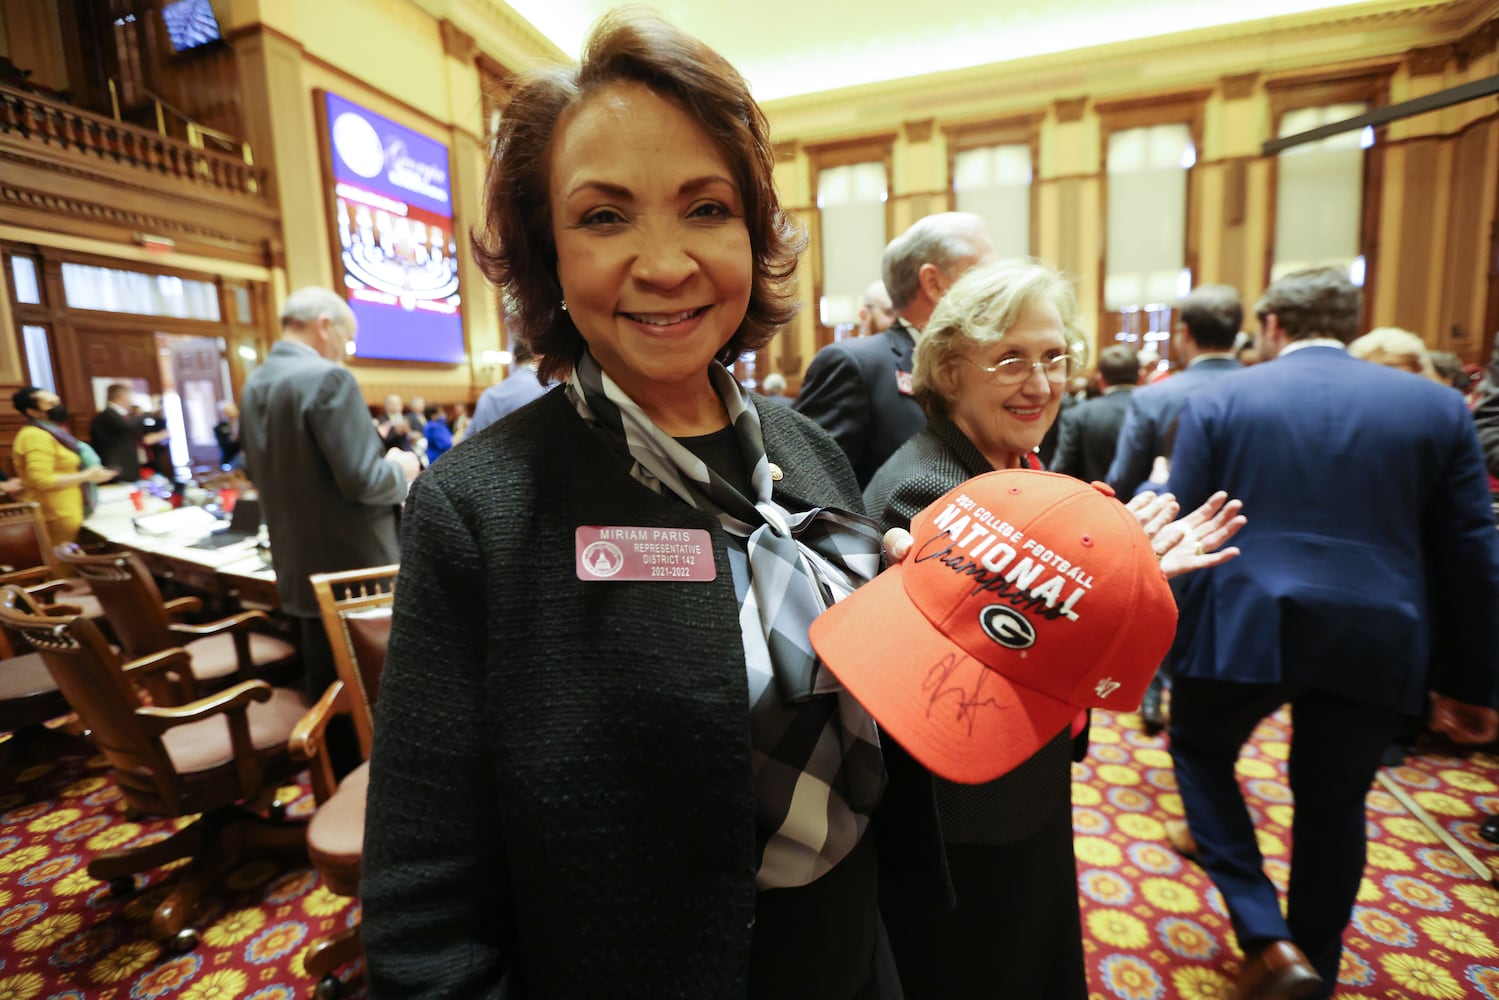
[961,353,1080,385]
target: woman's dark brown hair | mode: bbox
[472,8,805,384]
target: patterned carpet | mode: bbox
[1077,708,1499,1000]
[0,710,1495,999]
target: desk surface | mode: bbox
[83,486,278,606]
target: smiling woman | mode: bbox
[361,9,908,999]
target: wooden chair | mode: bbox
[0,585,309,952]
[54,542,298,696]
[290,564,397,1000]
[0,619,75,773]
[0,501,108,620]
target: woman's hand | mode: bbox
[1152,491,1246,579]
[883,489,1245,579]
[1127,490,1180,539]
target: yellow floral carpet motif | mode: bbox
[1,708,1496,998]
[1078,709,1499,1000]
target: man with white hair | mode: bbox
[795,213,996,486]
[240,287,420,773]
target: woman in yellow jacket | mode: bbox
[11,386,117,550]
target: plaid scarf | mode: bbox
[566,353,885,887]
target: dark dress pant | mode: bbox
[882,792,1086,1000]
[1168,678,1403,992]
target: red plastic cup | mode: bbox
[129,489,143,511]
[219,488,238,513]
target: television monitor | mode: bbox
[161,0,223,53]
[319,91,465,365]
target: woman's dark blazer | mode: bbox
[361,387,869,998]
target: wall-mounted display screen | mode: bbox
[320,91,464,365]
[161,0,223,52]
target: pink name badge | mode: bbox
[895,370,914,396]
[575,526,716,582]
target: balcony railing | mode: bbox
[0,83,267,200]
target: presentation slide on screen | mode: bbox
[323,91,464,364]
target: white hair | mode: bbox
[913,257,1086,416]
[882,213,992,311]
[280,287,354,331]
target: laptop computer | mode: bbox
[189,496,262,550]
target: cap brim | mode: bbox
[811,564,1079,785]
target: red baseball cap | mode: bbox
[810,469,1177,784]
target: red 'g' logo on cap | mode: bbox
[979,604,1036,650]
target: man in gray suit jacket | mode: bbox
[240,287,420,769]
[1106,284,1244,497]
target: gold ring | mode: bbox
[1193,543,1205,557]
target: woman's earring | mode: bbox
[560,300,568,312]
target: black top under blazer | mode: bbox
[361,388,928,998]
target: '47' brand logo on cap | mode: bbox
[1094,677,1121,699]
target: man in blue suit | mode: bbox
[1164,268,1499,1000]
[1106,284,1244,497]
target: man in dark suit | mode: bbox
[240,287,420,772]
[795,212,995,487]
[1051,344,1138,482]
[1106,284,1244,497]
[89,383,167,481]
[1164,268,1499,999]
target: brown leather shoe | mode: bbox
[1234,940,1323,1000]
[1165,818,1199,861]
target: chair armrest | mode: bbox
[121,647,198,704]
[291,680,351,804]
[135,679,272,732]
[38,601,84,616]
[168,609,270,637]
[0,566,57,588]
[170,610,273,684]
[137,680,274,800]
[163,595,203,618]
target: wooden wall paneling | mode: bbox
[0,251,29,386]
[1441,121,1495,358]
[1484,121,1499,368]
[1392,139,1440,334]
[1360,133,1388,336]
[152,42,244,142]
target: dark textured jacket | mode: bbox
[794,321,926,488]
[362,388,875,998]
[1051,387,1134,484]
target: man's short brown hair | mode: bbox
[1254,268,1361,343]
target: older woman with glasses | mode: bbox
[865,257,1243,999]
